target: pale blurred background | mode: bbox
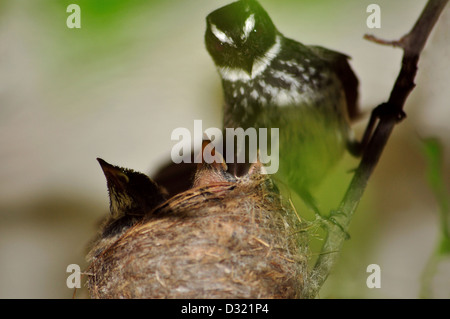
[0,0,448,298]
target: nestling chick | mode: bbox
[87,158,168,262]
[192,140,237,187]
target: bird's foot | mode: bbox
[373,102,407,122]
[350,102,407,157]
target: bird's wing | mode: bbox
[309,46,360,121]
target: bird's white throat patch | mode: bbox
[218,35,282,82]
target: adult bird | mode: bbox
[205,0,360,212]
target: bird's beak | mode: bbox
[243,59,253,76]
[97,158,129,189]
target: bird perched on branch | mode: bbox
[205,0,360,212]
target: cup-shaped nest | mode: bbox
[86,161,308,298]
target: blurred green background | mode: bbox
[0,0,448,298]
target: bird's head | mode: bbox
[205,0,277,76]
[97,158,167,219]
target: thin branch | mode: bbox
[307,0,449,298]
[363,34,402,48]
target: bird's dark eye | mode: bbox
[215,42,224,52]
[117,173,129,185]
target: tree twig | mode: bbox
[307,0,449,298]
[363,34,402,48]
